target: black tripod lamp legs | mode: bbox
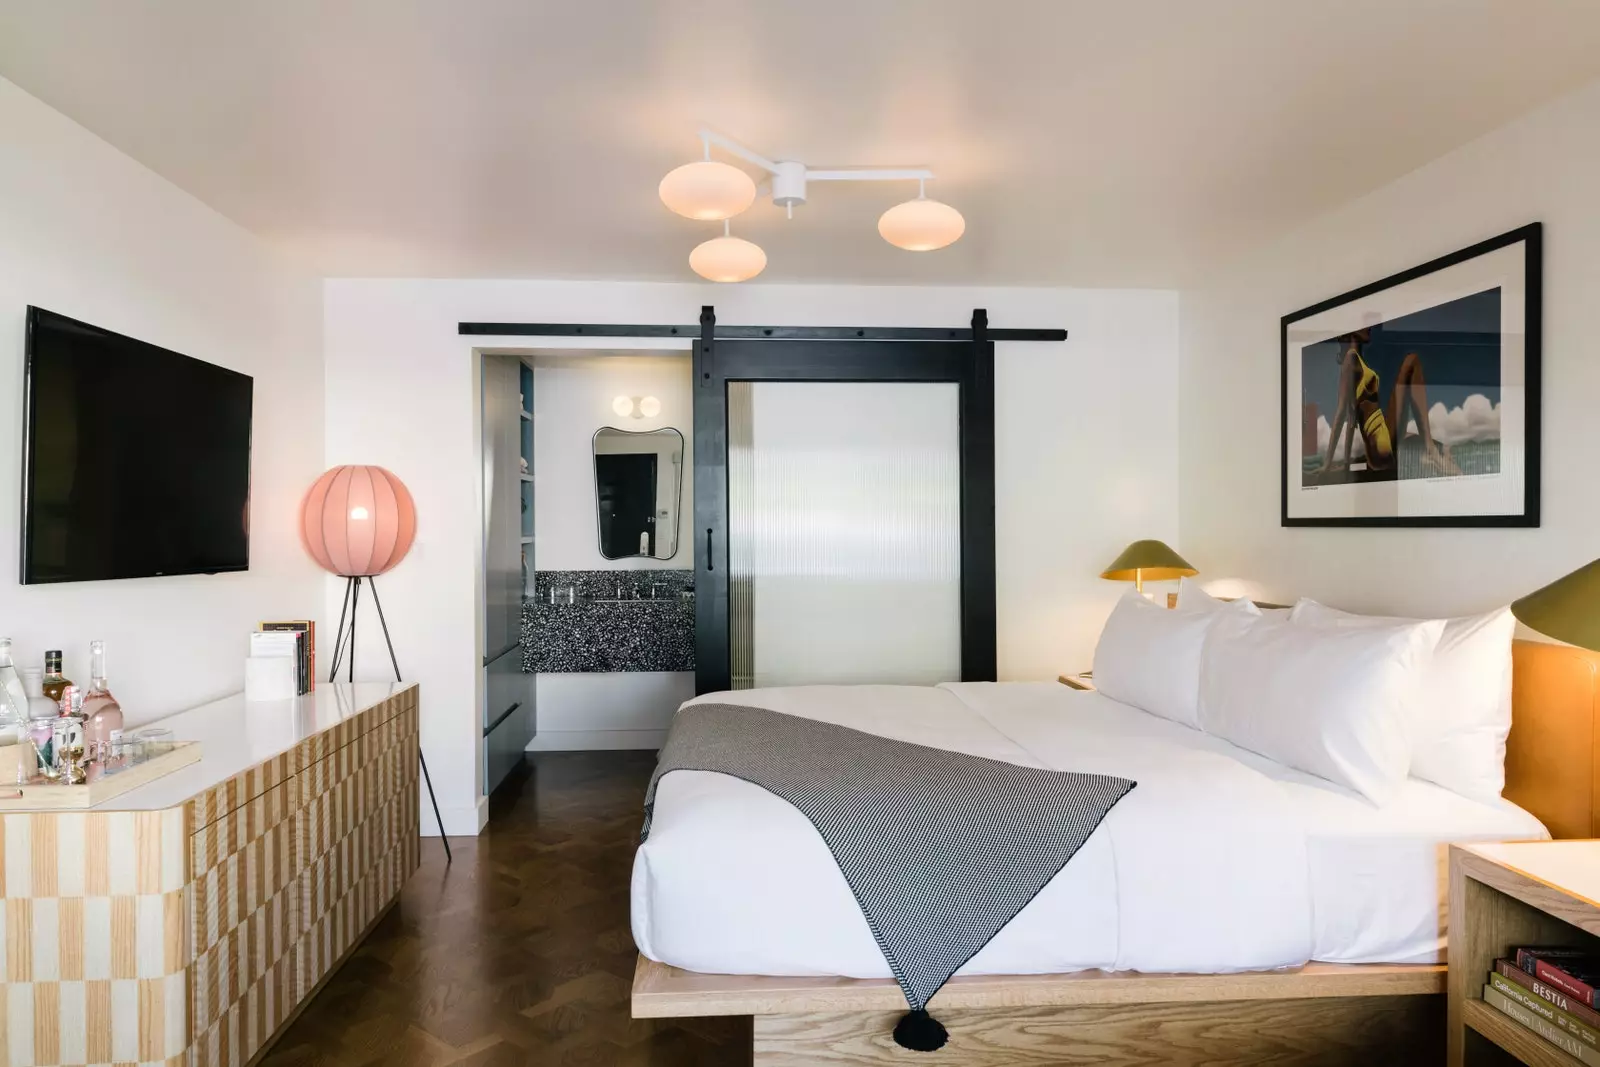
[327,574,453,865]
[419,751,451,864]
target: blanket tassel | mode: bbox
[893,1009,949,1052]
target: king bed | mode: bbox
[631,638,1598,1066]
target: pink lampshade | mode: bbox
[300,466,416,577]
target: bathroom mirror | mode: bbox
[592,426,684,560]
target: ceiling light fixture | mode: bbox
[661,129,964,280]
[689,220,767,283]
[658,142,758,221]
[878,179,966,251]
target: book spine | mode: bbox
[1492,972,1600,1049]
[1485,985,1600,1066]
[308,621,316,692]
[1498,960,1600,1030]
[1536,960,1600,1010]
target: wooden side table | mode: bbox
[1449,841,1600,1066]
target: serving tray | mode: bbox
[0,741,203,811]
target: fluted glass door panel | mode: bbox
[727,381,961,688]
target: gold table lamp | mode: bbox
[1100,539,1197,594]
[1513,559,1600,651]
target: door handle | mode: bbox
[706,528,714,571]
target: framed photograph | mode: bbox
[1281,223,1541,527]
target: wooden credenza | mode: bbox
[0,682,421,1067]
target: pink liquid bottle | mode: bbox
[81,641,123,762]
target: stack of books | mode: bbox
[1484,947,1600,1064]
[253,621,316,696]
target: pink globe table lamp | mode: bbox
[300,465,448,859]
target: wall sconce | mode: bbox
[611,395,661,419]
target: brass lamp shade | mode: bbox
[1513,559,1600,652]
[1100,540,1197,592]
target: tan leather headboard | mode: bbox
[1506,638,1600,840]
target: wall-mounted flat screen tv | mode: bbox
[21,307,253,584]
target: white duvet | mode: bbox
[631,682,1548,978]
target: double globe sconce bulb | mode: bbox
[659,130,966,283]
[613,395,661,419]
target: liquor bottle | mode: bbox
[41,651,72,706]
[81,640,123,761]
[0,639,28,730]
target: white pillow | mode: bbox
[1175,577,1230,614]
[1289,599,1515,802]
[1176,577,1287,618]
[1092,591,1226,728]
[1198,609,1444,804]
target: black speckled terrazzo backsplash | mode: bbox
[522,570,694,673]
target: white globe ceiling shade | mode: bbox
[878,197,966,251]
[658,160,758,220]
[689,235,767,283]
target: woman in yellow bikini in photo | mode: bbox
[1315,327,1462,479]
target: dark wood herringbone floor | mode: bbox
[261,751,751,1067]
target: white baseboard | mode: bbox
[422,795,489,837]
[526,729,667,752]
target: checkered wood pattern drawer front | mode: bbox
[0,809,190,1066]
[296,696,419,1001]
[184,751,294,837]
[187,778,298,1067]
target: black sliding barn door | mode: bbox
[693,335,996,695]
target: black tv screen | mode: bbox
[21,307,253,584]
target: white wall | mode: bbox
[324,280,1179,831]
[0,76,324,724]
[533,354,693,569]
[1179,78,1600,617]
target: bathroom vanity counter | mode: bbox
[523,570,694,673]
[0,683,420,1066]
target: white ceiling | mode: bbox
[3,0,1599,288]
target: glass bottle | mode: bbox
[82,640,123,761]
[0,639,28,730]
[41,651,72,706]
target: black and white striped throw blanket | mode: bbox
[641,703,1136,1051]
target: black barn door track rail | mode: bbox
[459,320,1067,343]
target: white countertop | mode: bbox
[82,682,410,811]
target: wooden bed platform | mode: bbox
[636,956,1445,1065]
[632,639,1600,1065]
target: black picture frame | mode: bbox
[1280,222,1541,528]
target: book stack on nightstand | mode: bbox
[1450,841,1600,1067]
[1480,950,1600,1063]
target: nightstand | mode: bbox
[1057,672,1094,691]
[1448,841,1600,1067]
